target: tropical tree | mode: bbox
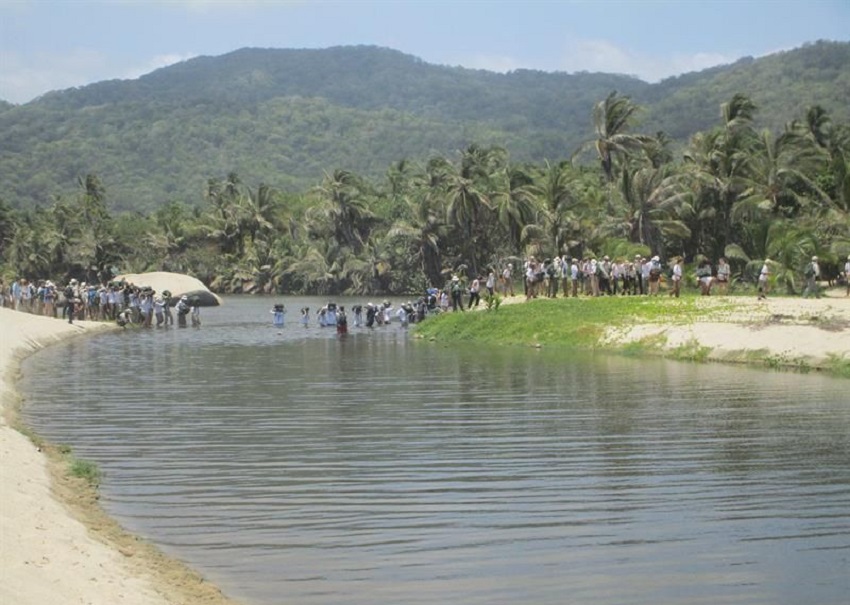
[309,169,377,255]
[491,164,539,255]
[732,127,830,222]
[524,160,582,258]
[581,91,653,183]
[610,164,690,256]
[387,187,447,287]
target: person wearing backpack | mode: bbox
[648,256,662,296]
[449,275,465,312]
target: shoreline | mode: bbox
[600,293,850,373]
[0,308,238,605]
[423,291,850,376]
[2,293,848,605]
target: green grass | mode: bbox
[825,354,850,378]
[415,294,731,350]
[668,338,713,363]
[69,457,102,486]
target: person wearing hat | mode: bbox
[501,263,514,297]
[648,256,662,296]
[803,255,821,298]
[639,256,650,296]
[43,280,56,318]
[162,289,174,326]
[449,275,465,312]
[844,255,850,297]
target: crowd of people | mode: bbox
[4,254,848,330]
[437,252,850,310]
[0,277,202,327]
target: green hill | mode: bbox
[1,41,847,212]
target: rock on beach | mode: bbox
[115,272,222,306]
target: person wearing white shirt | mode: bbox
[758,259,771,300]
[803,255,821,298]
[670,257,683,298]
[570,259,579,297]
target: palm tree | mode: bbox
[387,188,447,287]
[680,94,761,259]
[491,165,539,255]
[732,127,830,222]
[612,164,690,254]
[582,91,653,183]
[528,160,583,257]
[310,169,376,255]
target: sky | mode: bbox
[1,0,848,105]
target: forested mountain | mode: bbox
[1,41,848,212]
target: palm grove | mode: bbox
[1,93,849,295]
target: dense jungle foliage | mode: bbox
[0,41,848,212]
[2,88,848,296]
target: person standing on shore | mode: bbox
[844,255,850,297]
[803,255,821,298]
[758,259,771,300]
[501,263,514,297]
[63,280,76,323]
[716,257,730,295]
[468,276,481,308]
[648,256,662,296]
[485,270,495,298]
[450,275,465,311]
[670,257,683,298]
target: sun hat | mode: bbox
[812,255,818,261]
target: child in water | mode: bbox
[300,307,310,328]
[272,303,286,327]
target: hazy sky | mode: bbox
[1,0,848,104]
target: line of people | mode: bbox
[1,277,201,327]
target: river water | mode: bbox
[20,296,850,605]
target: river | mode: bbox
[20,296,850,605]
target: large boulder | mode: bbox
[115,272,222,306]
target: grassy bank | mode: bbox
[414,295,734,349]
[414,293,850,377]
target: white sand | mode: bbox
[0,309,175,605]
[602,294,850,367]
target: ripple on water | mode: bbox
[20,297,850,605]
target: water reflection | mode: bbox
[21,296,850,605]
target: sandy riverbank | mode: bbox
[0,308,237,605]
[600,292,850,370]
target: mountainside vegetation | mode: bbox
[1,42,849,299]
[0,41,848,212]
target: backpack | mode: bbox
[804,263,815,278]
